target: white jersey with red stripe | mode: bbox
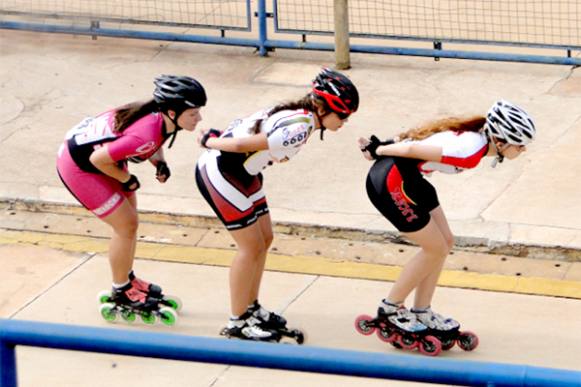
[213,107,315,176]
[409,130,489,175]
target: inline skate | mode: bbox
[355,302,442,356]
[98,283,177,326]
[412,308,478,351]
[248,301,305,344]
[98,271,182,312]
[220,312,282,342]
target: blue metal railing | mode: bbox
[1,319,581,387]
[0,0,580,65]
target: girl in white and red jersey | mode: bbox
[56,75,206,323]
[196,68,359,342]
[355,100,536,354]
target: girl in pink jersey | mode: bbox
[57,75,206,323]
[196,68,359,342]
[355,100,536,355]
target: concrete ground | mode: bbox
[1,27,581,386]
[1,204,581,386]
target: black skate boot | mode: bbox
[99,282,177,326]
[355,301,442,356]
[220,312,282,342]
[247,300,305,344]
[412,307,478,351]
[128,270,182,312]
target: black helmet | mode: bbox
[311,68,359,116]
[153,75,207,113]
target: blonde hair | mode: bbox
[397,116,486,141]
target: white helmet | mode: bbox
[485,100,536,146]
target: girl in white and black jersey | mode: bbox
[196,68,359,342]
[356,100,536,352]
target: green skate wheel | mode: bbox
[140,311,157,324]
[99,303,118,322]
[158,307,178,326]
[163,296,183,312]
[97,290,112,304]
[121,310,136,323]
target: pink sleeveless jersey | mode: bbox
[57,110,166,218]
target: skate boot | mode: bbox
[412,307,478,351]
[98,272,182,312]
[248,301,305,344]
[129,271,183,312]
[355,301,442,356]
[98,282,177,326]
[220,312,282,342]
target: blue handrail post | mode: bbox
[0,341,17,387]
[257,0,268,56]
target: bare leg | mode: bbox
[248,214,273,306]
[387,217,449,305]
[413,206,454,309]
[126,193,138,275]
[101,198,139,284]
[228,223,267,316]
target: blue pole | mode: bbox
[0,21,261,48]
[1,320,580,387]
[0,341,17,387]
[256,0,268,56]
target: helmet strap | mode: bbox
[164,110,184,149]
[488,137,505,168]
[315,110,329,141]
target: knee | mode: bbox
[445,234,455,253]
[263,232,274,250]
[425,242,450,261]
[114,216,139,237]
[240,238,268,257]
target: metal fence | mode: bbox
[1,319,581,387]
[0,1,580,65]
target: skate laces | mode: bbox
[241,315,274,338]
[130,277,151,293]
[380,303,426,332]
[413,308,459,331]
[124,286,148,303]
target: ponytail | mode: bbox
[249,94,324,134]
[114,99,159,133]
[397,116,486,141]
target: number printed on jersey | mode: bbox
[65,115,117,145]
[281,127,307,147]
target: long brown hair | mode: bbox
[113,99,159,133]
[249,94,325,134]
[397,116,486,141]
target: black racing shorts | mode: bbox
[196,153,269,230]
[366,157,439,233]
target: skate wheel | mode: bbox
[292,329,305,345]
[97,290,112,304]
[162,295,183,312]
[159,307,178,326]
[140,311,157,324]
[121,310,136,323]
[397,334,419,350]
[419,335,442,357]
[99,303,118,322]
[457,331,479,351]
[441,338,456,351]
[354,314,375,335]
[376,328,397,343]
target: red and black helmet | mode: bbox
[311,68,359,116]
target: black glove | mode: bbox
[121,174,140,192]
[362,135,395,159]
[156,161,171,182]
[201,128,222,148]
